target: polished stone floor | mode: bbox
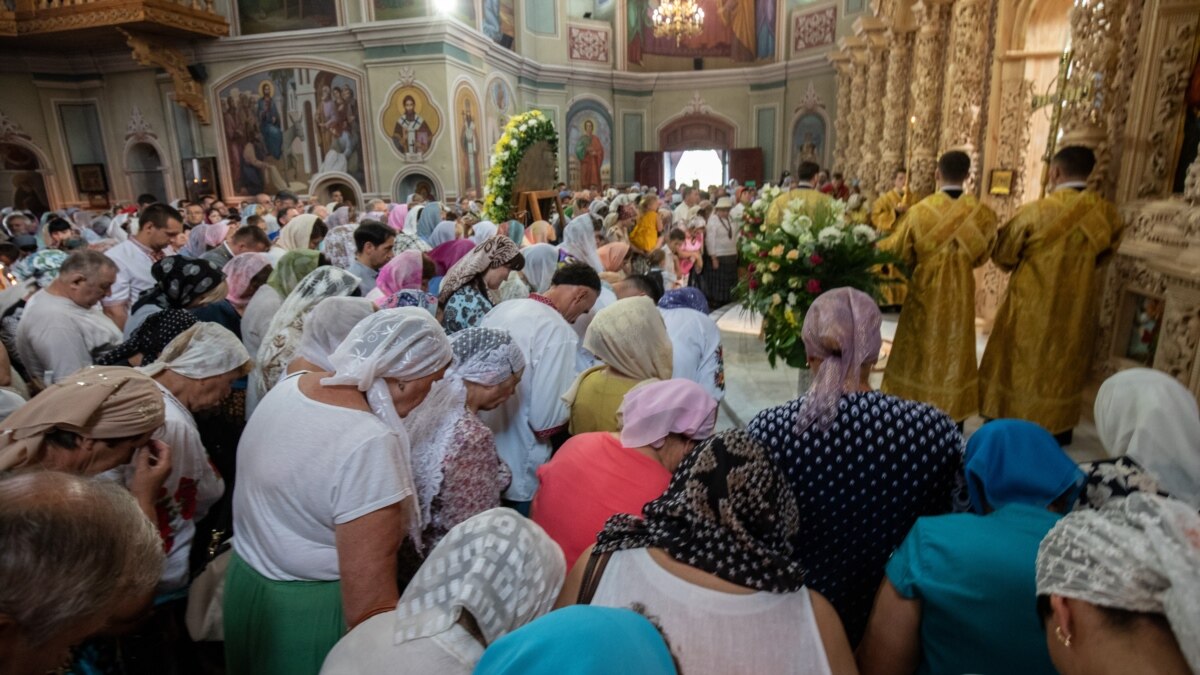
[712,305,1109,463]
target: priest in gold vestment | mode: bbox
[979,146,1124,438]
[881,152,997,422]
[765,160,832,229]
[871,168,912,307]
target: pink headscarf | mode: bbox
[429,239,476,276]
[374,250,424,304]
[795,287,882,432]
[204,220,231,247]
[618,378,718,449]
[598,242,630,272]
[388,203,409,231]
[223,252,273,309]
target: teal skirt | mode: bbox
[223,551,345,675]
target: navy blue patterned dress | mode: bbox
[746,391,964,644]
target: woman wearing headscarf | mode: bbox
[321,206,356,270]
[558,216,604,274]
[520,243,560,294]
[403,328,523,547]
[597,242,629,276]
[504,220,524,246]
[268,213,328,263]
[658,288,724,401]
[524,220,556,246]
[227,309,452,674]
[745,287,963,644]
[563,297,672,435]
[428,238,475,279]
[417,202,443,244]
[387,203,408,232]
[124,255,227,339]
[186,253,273,339]
[474,606,676,675]
[251,266,360,409]
[428,221,458,248]
[379,289,439,315]
[559,430,855,675]
[1035,493,1200,675]
[1082,368,1200,510]
[365,250,427,307]
[321,508,566,675]
[470,220,498,246]
[286,296,375,376]
[533,378,717,568]
[95,309,198,368]
[241,249,321,359]
[438,237,524,334]
[858,420,1085,675]
[179,223,213,258]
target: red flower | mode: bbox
[806,279,823,294]
[809,253,824,265]
[747,263,757,273]
[175,477,198,521]
[749,279,759,290]
[757,250,768,258]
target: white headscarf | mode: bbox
[560,215,603,274]
[139,323,250,379]
[521,244,559,293]
[272,213,320,253]
[471,220,499,245]
[1036,493,1200,672]
[405,327,524,526]
[1094,368,1200,509]
[429,221,458,248]
[393,508,565,648]
[293,296,376,372]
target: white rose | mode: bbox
[852,224,877,243]
[496,196,504,205]
[510,139,518,148]
[817,226,842,244]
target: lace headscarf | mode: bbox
[222,253,272,309]
[1094,368,1200,509]
[294,296,375,372]
[563,296,672,407]
[12,249,67,289]
[794,287,882,433]
[471,220,499,245]
[392,231,432,255]
[405,327,525,525]
[596,429,806,593]
[417,202,442,243]
[130,256,225,314]
[394,508,564,649]
[618,378,718,449]
[429,221,457,248]
[265,249,320,297]
[139,322,251,380]
[437,237,523,304]
[1036,493,1200,672]
[521,244,560,293]
[374,250,424,304]
[658,287,709,313]
[254,266,360,399]
[325,206,351,230]
[560,216,603,273]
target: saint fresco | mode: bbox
[455,84,484,198]
[565,103,612,190]
[791,112,826,171]
[485,78,516,151]
[381,83,442,162]
[627,0,776,65]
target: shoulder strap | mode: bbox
[576,549,613,605]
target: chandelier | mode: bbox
[651,0,704,46]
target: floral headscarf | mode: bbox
[223,253,273,309]
[658,287,709,314]
[437,237,523,303]
[392,231,432,255]
[131,255,225,315]
[13,249,68,289]
[381,289,438,315]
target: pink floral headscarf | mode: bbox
[795,287,882,432]
[374,250,424,305]
[223,252,273,309]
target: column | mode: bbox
[829,50,854,175]
[876,26,914,193]
[939,0,996,192]
[905,0,953,196]
[842,36,869,181]
[1059,0,1127,195]
[856,17,889,194]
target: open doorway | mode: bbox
[666,149,727,190]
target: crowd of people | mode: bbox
[0,153,1196,675]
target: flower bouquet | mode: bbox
[736,198,897,368]
[739,184,781,240]
[483,110,558,223]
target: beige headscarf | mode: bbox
[139,323,252,380]
[562,296,672,407]
[273,214,320,253]
[0,366,165,470]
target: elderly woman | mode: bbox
[1036,493,1199,675]
[658,288,724,401]
[227,309,452,674]
[1082,368,1200,510]
[268,214,328,263]
[745,288,963,644]
[365,250,431,306]
[321,508,565,675]
[438,237,524,334]
[286,296,376,376]
[241,249,321,359]
[857,420,1085,675]
[559,430,856,675]
[190,252,273,338]
[564,296,672,435]
[124,255,227,339]
[533,378,717,567]
[405,327,523,547]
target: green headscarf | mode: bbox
[266,249,320,297]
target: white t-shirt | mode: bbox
[16,290,123,382]
[592,548,831,675]
[233,375,415,581]
[103,239,157,308]
[660,307,724,401]
[479,298,578,502]
[705,213,738,257]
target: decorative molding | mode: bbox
[397,66,417,87]
[0,109,32,142]
[124,104,156,141]
[797,80,825,112]
[793,5,838,53]
[119,28,210,125]
[682,91,714,116]
[567,24,610,64]
[939,0,994,193]
[905,0,952,196]
[1136,21,1195,199]
[876,28,912,193]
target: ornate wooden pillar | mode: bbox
[877,25,915,193]
[856,16,889,192]
[842,37,869,181]
[830,51,854,175]
[939,0,995,192]
[906,0,953,196]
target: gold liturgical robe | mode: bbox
[872,189,910,306]
[979,188,1123,434]
[881,191,997,421]
[764,187,832,230]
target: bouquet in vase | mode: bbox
[736,198,896,368]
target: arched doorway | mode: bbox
[0,143,51,217]
[309,172,362,208]
[125,142,168,204]
[658,114,736,151]
[641,113,761,188]
[392,171,441,204]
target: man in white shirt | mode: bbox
[673,186,700,226]
[102,203,183,330]
[479,263,601,512]
[18,250,123,383]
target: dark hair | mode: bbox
[938,151,972,183]
[274,190,298,203]
[1036,594,1169,632]
[550,263,601,292]
[275,207,292,222]
[833,172,844,181]
[136,193,158,206]
[353,221,394,253]
[895,168,907,178]
[0,243,21,262]
[619,274,663,303]
[231,224,270,248]
[46,218,72,235]
[501,251,525,272]
[245,215,263,229]
[668,228,687,242]
[796,161,821,181]
[140,203,183,231]
[1052,146,1096,179]
[309,219,328,241]
[420,254,436,281]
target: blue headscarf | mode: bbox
[417,202,442,243]
[965,419,1085,513]
[474,606,677,675]
[658,287,709,314]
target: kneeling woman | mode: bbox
[226,309,452,674]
